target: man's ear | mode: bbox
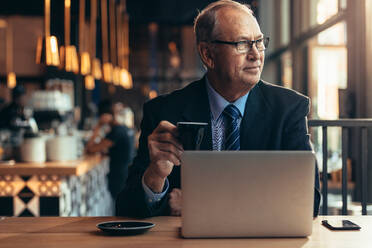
[198,42,214,69]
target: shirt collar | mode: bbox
[205,77,249,121]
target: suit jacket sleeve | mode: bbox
[281,97,321,217]
[115,101,170,217]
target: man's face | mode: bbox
[100,113,113,125]
[210,8,265,91]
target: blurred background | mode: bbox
[0,0,372,217]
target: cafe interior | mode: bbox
[0,0,372,246]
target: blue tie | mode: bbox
[223,104,240,150]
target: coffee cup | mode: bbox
[177,122,208,150]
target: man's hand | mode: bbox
[143,121,183,193]
[169,188,182,216]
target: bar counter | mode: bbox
[0,155,104,176]
[0,155,112,217]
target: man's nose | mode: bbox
[246,45,261,60]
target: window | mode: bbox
[308,22,347,173]
[281,51,292,89]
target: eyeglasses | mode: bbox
[210,37,270,54]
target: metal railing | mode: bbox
[308,119,372,215]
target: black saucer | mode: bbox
[96,221,155,235]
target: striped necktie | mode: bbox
[223,104,240,150]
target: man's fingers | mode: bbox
[170,188,182,196]
[155,141,183,159]
[153,151,180,166]
[152,132,183,151]
[148,138,182,159]
[169,188,182,216]
[149,121,183,151]
[153,121,179,136]
[169,188,182,199]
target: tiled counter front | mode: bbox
[0,156,113,216]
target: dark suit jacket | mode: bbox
[116,77,321,217]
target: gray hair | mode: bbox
[194,0,254,44]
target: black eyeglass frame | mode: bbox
[209,37,270,52]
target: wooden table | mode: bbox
[0,216,370,248]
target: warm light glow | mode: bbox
[149,90,157,99]
[85,75,95,90]
[65,45,79,73]
[80,52,91,75]
[92,58,102,79]
[58,46,65,70]
[120,68,129,87]
[50,36,58,53]
[7,72,16,89]
[128,73,133,89]
[65,0,71,8]
[45,36,60,66]
[120,68,133,89]
[113,67,121,85]
[0,19,7,28]
[103,62,113,83]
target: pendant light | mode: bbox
[60,0,79,73]
[85,0,99,90]
[35,0,60,66]
[90,0,102,80]
[84,74,95,90]
[7,73,16,89]
[109,0,120,85]
[119,0,132,89]
[4,21,16,89]
[79,0,91,75]
[101,0,113,83]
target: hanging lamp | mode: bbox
[4,21,16,89]
[89,0,102,80]
[35,0,60,66]
[109,0,120,85]
[84,0,99,90]
[119,0,132,89]
[60,0,79,73]
[79,0,91,75]
[101,0,113,83]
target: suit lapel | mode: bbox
[240,81,273,150]
[180,77,213,150]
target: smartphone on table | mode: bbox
[321,220,361,230]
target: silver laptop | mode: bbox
[181,151,315,238]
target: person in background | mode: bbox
[0,85,27,129]
[116,0,320,218]
[86,100,135,204]
[113,102,135,129]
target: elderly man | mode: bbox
[116,0,320,217]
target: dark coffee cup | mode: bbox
[177,122,208,150]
